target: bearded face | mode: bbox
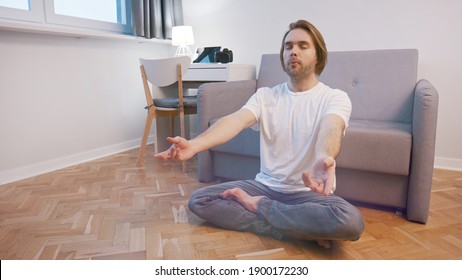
[282,29,318,81]
[284,56,315,81]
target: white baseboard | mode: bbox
[3,145,460,186]
[434,156,462,171]
[0,136,155,185]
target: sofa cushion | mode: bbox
[154,96,197,108]
[337,120,412,175]
[210,118,411,176]
[320,49,418,123]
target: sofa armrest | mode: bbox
[197,80,257,182]
[407,79,439,223]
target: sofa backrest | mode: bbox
[256,54,287,89]
[257,49,418,123]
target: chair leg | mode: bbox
[137,112,154,167]
[179,112,187,173]
[169,115,175,137]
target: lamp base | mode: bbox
[174,45,193,57]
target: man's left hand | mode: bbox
[302,156,336,196]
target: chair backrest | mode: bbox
[139,56,191,87]
[257,49,418,123]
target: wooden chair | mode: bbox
[137,56,196,171]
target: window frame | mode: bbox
[0,0,45,23]
[0,0,133,35]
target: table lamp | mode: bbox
[172,25,195,57]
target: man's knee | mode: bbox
[187,188,205,215]
[347,221,364,241]
[328,204,365,241]
[188,187,223,216]
[341,208,365,241]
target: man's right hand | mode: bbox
[154,136,196,161]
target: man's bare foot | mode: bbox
[286,231,333,249]
[316,239,332,249]
[221,188,264,213]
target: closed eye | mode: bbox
[284,41,311,50]
[284,43,293,50]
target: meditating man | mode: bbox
[155,19,365,248]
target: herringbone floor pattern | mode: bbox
[1,146,461,260]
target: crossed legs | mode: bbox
[188,180,365,247]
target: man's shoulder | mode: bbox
[256,82,287,93]
[318,83,349,99]
[271,82,288,91]
[252,83,287,98]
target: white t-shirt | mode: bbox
[242,82,352,194]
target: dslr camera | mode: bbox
[214,48,233,64]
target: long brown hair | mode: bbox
[280,20,328,75]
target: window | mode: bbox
[0,0,30,10]
[0,0,132,34]
[0,0,44,22]
[44,0,132,34]
[53,0,119,23]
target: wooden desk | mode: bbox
[184,63,256,82]
[154,63,256,153]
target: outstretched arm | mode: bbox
[155,108,257,161]
[302,114,346,196]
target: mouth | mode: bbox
[287,60,301,69]
[288,59,301,65]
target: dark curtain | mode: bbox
[132,0,184,39]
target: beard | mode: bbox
[284,61,315,81]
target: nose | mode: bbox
[289,45,299,56]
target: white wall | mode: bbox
[0,30,171,184]
[1,0,461,185]
[183,0,462,170]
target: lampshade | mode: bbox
[172,26,194,46]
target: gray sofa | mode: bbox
[196,49,438,224]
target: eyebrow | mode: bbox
[284,41,311,46]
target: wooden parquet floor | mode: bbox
[1,146,461,260]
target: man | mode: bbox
[155,20,364,248]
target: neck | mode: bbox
[288,75,319,92]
